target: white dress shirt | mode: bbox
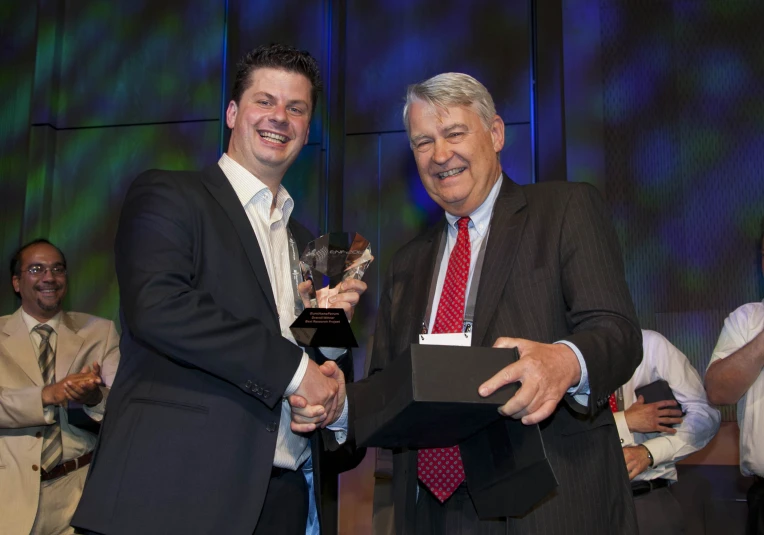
[708,301,764,477]
[218,154,347,471]
[615,329,721,482]
[429,175,590,403]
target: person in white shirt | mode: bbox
[613,329,720,534]
[705,218,764,535]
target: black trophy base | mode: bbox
[290,308,358,348]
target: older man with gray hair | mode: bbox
[348,72,642,534]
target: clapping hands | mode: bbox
[42,362,104,407]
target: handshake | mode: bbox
[288,358,346,434]
[286,277,366,433]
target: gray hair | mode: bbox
[402,73,497,137]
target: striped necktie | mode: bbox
[35,324,63,472]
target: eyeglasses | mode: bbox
[21,265,67,276]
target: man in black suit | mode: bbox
[72,44,365,535]
[347,73,642,534]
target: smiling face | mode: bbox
[225,67,312,185]
[408,100,504,217]
[12,243,67,322]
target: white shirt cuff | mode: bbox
[318,347,348,360]
[42,404,56,425]
[614,410,634,446]
[327,398,349,444]
[642,436,674,467]
[555,340,590,403]
[284,353,310,397]
[82,403,104,422]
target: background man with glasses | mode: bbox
[0,238,120,535]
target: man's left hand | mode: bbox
[622,445,651,479]
[478,337,582,425]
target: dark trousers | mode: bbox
[80,468,308,535]
[748,475,764,535]
[633,486,684,535]
[253,467,309,535]
[415,483,506,535]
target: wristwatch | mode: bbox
[642,445,654,467]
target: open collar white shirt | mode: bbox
[218,154,311,469]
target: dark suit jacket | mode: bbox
[347,176,642,534]
[72,166,364,535]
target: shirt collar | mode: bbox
[21,308,62,334]
[217,154,294,220]
[444,173,503,237]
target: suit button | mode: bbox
[35,432,42,439]
[32,464,39,471]
[245,380,253,389]
[266,422,277,433]
[263,390,271,399]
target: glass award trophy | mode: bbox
[290,232,373,348]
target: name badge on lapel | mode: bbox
[419,332,472,346]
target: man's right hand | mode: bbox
[624,395,683,434]
[289,359,341,433]
[316,361,345,428]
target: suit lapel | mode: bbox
[472,175,528,347]
[1,308,44,385]
[56,313,84,380]
[200,165,278,319]
[403,221,444,345]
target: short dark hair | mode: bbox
[10,238,67,298]
[230,43,322,115]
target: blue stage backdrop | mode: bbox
[1,0,762,418]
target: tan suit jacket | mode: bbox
[0,308,120,535]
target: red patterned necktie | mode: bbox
[417,216,471,503]
[608,392,618,413]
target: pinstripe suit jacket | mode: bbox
[349,175,642,534]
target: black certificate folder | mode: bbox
[462,419,557,518]
[354,344,521,449]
